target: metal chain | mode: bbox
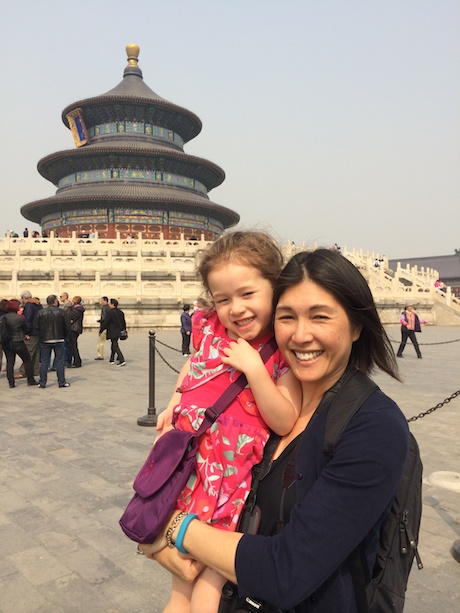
[390,337,460,346]
[156,338,182,353]
[407,389,460,422]
[154,344,181,374]
[154,337,460,422]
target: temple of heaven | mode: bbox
[21,44,239,240]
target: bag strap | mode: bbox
[323,368,378,461]
[195,336,278,438]
[322,368,378,613]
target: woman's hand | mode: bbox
[152,547,205,583]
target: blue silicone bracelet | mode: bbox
[175,513,199,554]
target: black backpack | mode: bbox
[324,369,423,613]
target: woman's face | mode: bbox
[274,279,362,391]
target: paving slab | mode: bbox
[0,325,459,612]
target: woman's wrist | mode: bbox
[174,513,199,554]
[165,511,187,548]
[164,512,199,554]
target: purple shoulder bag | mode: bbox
[119,337,278,544]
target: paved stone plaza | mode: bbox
[1,326,459,612]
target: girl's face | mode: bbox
[208,263,274,341]
[274,279,362,391]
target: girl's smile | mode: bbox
[208,263,274,341]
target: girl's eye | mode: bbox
[215,298,228,304]
[243,291,254,297]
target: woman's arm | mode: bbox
[142,394,409,610]
[140,512,242,583]
[221,339,301,435]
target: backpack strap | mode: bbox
[195,336,278,438]
[323,368,379,462]
[322,368,379,613]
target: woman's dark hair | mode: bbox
[274,249,400,380]
[6,299,21,313]
[0,299,8,313]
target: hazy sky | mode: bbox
[1,0,459,259]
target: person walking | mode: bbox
[2,299,38,388]
[396,305,426,359]
[68,296,85,368]
[100,298,127,366]
[95,296,110,360]
[36,294,71,388]
[180,304,192,356]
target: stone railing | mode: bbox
[0,234,458,327]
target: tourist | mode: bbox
[152,231,301,613]
[36,294,71,388]
[397,305,426,359]
[18,290,42,379]
[191,297,209,351]
[59,292,73,365]
[100,298,127,366]
[95,296,110,360]
[140,248,409,613]
[0,298,8,374]
[180,304,192,356]
[2,299,38,388]
[68,296,85,368]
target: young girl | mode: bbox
[155,231,301,613]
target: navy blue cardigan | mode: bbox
[235,389,409,612]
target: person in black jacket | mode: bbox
[68,296,85,368]
[18,290,42,378]
[2,299,38,388]
[36,294,71,388]
[100,298,127,366]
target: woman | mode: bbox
[2,299,38,388]
[396,305,425,359]
[140,248,409,613]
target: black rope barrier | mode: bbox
[407,389,460,422]
[389,337,460,346]
[148,334,460,427]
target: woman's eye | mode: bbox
[275,315,294,321]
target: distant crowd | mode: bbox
[0,293,127,389]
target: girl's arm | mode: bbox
[221,339,301,435]
[155,357,191,436]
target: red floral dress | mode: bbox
[172,313,289,531]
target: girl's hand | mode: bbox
[155,408,174,440]
[221,338,263,375]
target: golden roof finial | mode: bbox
[126,44,140,67]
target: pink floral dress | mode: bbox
[172,313,289,531]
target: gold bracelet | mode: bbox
[165,512,187,548]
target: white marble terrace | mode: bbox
[1,232,458,328]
